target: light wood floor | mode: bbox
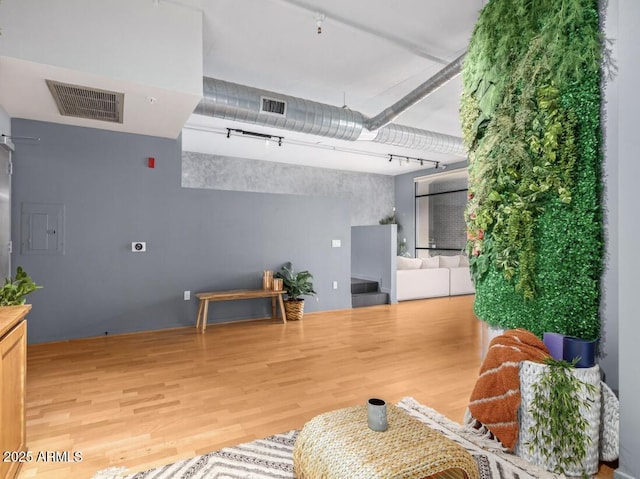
[18,295,614,478]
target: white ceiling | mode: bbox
[186,0,482,175]
[0,0,483,175]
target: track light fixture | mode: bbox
[226,128,283,146]
[316,12,325,34]
[388,154,440,168]
[1,133,40,141]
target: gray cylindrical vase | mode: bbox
[367,398,388,432]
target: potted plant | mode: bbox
[0,266,42,306]
[517,357,600,476]
[379,211,408,256]
[275,262,316,321]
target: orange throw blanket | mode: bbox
[468,329,550,450]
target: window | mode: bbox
[414,170,468,258]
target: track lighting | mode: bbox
[226,128,284,147]
[1,133,40,141]
[316,13,325,34]
[387,154,439,168]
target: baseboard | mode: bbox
[31,315,278,345]
[615,469,636,479]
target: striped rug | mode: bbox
[92,398,555,479]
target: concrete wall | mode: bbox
[11,119,352,344]
[182,152,395,226]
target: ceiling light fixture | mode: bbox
[186,124,453,169]
[316,12,326,34]
[1,133,40,141]
[226,128,283,146]
[388,154,440,168]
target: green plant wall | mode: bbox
[461,0,602,339]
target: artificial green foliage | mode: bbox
[275,262,316,301]
[527,357,598,475]
[461,0,603,338]
[0,266,43,306]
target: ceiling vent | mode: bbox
[46,80,124,123]
[260,96,286,116]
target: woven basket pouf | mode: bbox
[293,404,480,479]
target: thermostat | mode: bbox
[131,242,146,252]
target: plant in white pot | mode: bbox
[518,357,600,476]
[275,262,316,321]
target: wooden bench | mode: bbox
[195,289,287,333]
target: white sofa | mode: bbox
[441,254,475,296]
[396,255,474,301]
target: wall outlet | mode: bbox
[332,281,338,290]
[183,290,190,300]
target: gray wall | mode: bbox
[600,0,620,393]
[11,119,352,344]
[182,151,394,226]
[613,0,639,476]
[351,225,397,303]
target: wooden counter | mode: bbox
[0,305,31,337]
[0,304,30,479]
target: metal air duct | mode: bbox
[196,78,365,141]
[364,53,466,131]
[373,123,465,155]
[195,53,467,156]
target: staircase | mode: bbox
[351,278,389,308]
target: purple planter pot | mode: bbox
[543,332,565,361]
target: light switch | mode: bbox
[331,239,341,248]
